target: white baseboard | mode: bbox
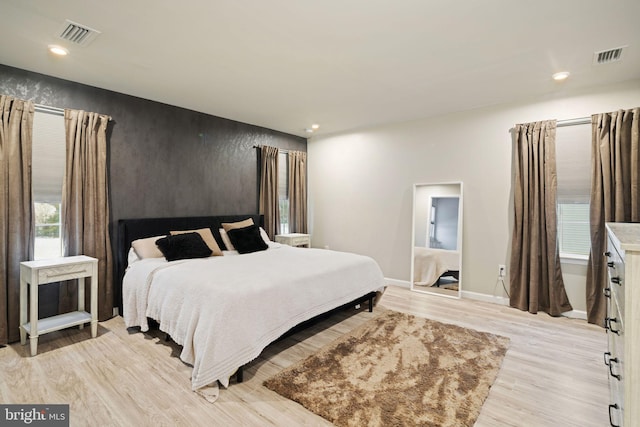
[461,290,509,305]
[384,278,411,288]
[383,280,588,320]
[561,310,587,320]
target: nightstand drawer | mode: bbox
[38,264,93,283]
[275,233,311,247]
[290,236,310,246]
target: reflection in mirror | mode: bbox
[411,182,463,298]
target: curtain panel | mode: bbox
[0,95,34,344]
[288,150,307,233]
[509,120,573,316]
[60,109,113,321]
[259,145,280,239]
[586,107,640,325]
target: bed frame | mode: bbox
[115,214,376,383]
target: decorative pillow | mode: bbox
[226,224,269,254]
[155,232,212,261]
[170,228,223,256]
[131,235,165,259]
[221,218,254,232]
[221,226,270,251]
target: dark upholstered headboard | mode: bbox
[115,214,262,315]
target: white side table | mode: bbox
[20,255,98,356]
[275,233,311,247]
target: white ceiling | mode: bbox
[1,0,639,138]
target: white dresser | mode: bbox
[605,223,640,427]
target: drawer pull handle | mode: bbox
[608,403,620,427]
[605,317,621,335]
[607,261,615,268]
[604,251,611,257]
[604,351,611,366]
[608,357,621,381]
[603,287,611,298]
[610,277,621,285]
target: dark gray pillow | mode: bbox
[156,232,212,261]
[227,224,268,254]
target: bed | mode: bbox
[413,246,460,287]
[116,215,386,392]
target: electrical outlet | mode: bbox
[498,264,506,278]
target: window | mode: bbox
[555,124,591,260]
[32,110,65,259]
[278,151,289,234]
[34,202,62,260]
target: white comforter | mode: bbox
[123,244,385,390]
[413,246,460,286]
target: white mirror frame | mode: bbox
[410,182,463,299]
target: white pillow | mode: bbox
[127,247,140,265]
[219,228,234,251]
[260,227,271,243]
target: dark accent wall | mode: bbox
[0,63,306,306]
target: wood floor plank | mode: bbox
[0,285,609,426]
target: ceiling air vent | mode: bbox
[57,20,100,46]
[593,46,626,65]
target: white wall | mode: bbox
[308,79,640,312]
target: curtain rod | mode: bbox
[35,103,64,116]
[557,117,591,127]
[511,116,591,133]
[34,103,112,121]
[253,145,289,154]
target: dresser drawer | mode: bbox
[607,240,626,316]
[606,297,624,357]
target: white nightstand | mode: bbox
[275,233,311,247]
[20,255,98,356]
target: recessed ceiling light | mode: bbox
[305,128,314,134]
[552,71,570,81]
[48,45,69,56]
[311,124,320,130]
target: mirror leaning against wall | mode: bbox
[411,182,463,299]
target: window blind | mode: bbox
[278,151,288,197]
[557,203,590,256]
[555,124,591,203]
[32,111,65,203]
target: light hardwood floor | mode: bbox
[0,285,609,426]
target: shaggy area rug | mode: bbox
[264,310,509,427]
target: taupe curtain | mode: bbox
[586,108,640,326]
[0,95,34,344]
[60,109,113,321]
[509,120,573,316]
[259,145,280,239]
[288,150,307,233]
